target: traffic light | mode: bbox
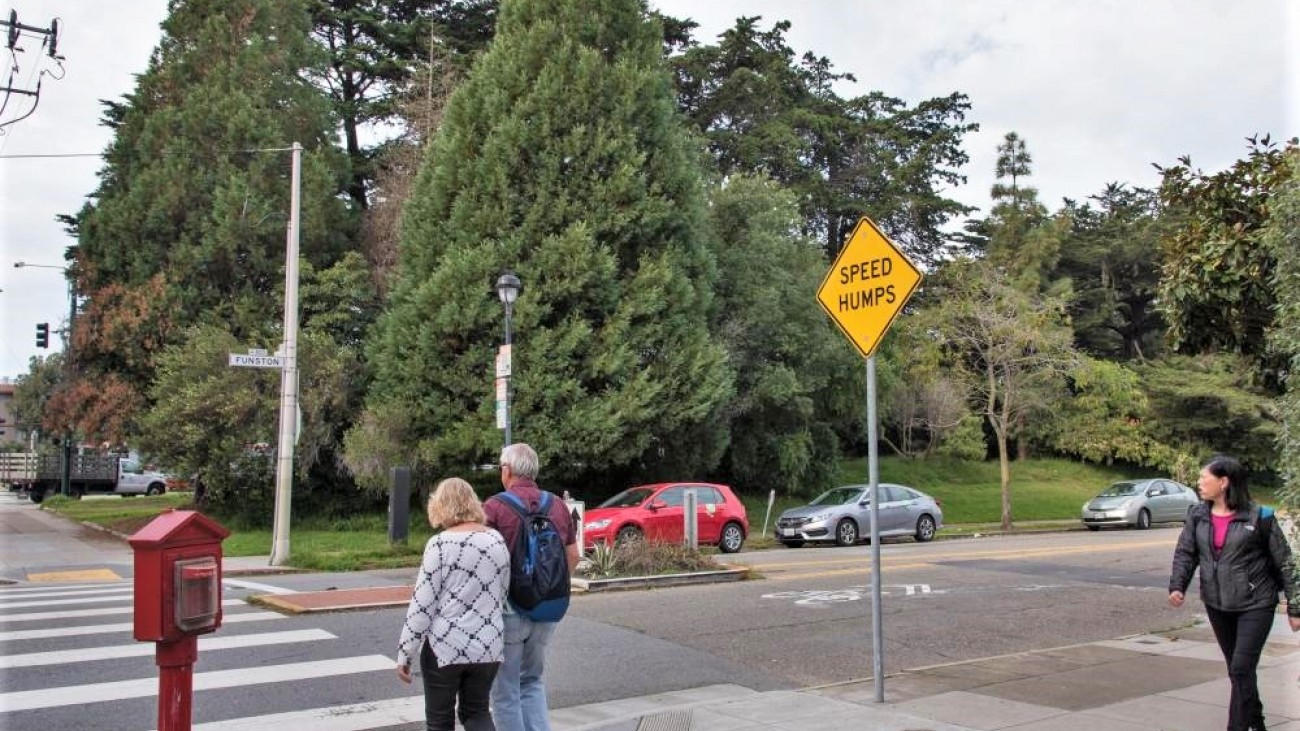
[35,322,49,348]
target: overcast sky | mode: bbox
[1,0,1296,379]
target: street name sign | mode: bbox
[229,354,285,368]
[816,217,922,358]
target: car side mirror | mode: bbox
[1146,489,1160,497]
[647,500,666,511]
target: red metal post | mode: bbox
[156,636,198,731]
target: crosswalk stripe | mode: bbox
[0,655,394,713]
[0,586,134,601]
[174,695,426,731]
[0,591,135,609]
[0,629,335,669]
[0,582,127,593]
[1,598,245,623]
[221,578,297,595]
[0,611,283,642]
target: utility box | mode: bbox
[129,510,230,643]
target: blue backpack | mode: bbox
[495,491,570,622]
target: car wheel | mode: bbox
[915,515,937,542]
[146,483,165,496]
[1135,509,1151,530]
[780,539,805,548]
[835,518,859,547]
[615,525,642,545]
[719,522,745,553]
[1086,524,1101,531]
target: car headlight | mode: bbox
[807,512,830,523]
[584,519,612,531]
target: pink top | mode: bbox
[1211,512,1233,552]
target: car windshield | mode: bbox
[599,487,655,508]
[1097,481,1143,497]
[810,487,865,506]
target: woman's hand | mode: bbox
[396,663,412,684]
[1168,591,1185,608]
[1289,615,1300,633]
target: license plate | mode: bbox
[781,528,795,537]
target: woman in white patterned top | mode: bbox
[397,477,511,731]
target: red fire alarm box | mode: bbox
[129,510,230,642]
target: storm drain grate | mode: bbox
[636,709,692,731]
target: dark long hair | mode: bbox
[1204,455,1251,511]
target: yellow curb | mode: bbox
[28,568,122,582]
[246,595,306,615]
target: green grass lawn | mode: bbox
[39,456,1280,570]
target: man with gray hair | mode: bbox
[484,443,578,731]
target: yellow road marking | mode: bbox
[750,538,1174,572]
[756,539,1175,583]
[27,569,122,583]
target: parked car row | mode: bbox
[576,473,1200,555]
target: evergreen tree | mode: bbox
[672,17,976,265]
[63,0,355,444]
[347,0,732,492]
[309,0,501,208]
[706,176,861,496]
[1056,184,1164,361]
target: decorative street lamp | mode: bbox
[14,261,76,498]
[494,272,521,447]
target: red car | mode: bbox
[582,482,749,553]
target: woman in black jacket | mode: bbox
[1168,455,1300,731]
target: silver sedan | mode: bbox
[1081,478,1199,530]
[774,483,944,547]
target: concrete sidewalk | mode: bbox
[551,613,1300,731]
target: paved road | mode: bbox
[569,527,1193,687]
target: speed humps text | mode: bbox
[837,257,896,311]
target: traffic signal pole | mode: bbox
[62,282,76,498]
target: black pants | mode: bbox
[420,642,500,731]
[1205,606,1274,731]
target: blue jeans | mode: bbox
[491,612,558,731]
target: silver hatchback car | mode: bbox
[1081,478,1198,530]
[775,483,944,547]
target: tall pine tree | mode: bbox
[62,0,354,442]
[348,0,732,492]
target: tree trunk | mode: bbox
[997,429,1012,532]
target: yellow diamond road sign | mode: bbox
[817,217,922,358]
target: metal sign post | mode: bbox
[815,216,922,704]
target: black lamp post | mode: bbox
[494,272,521,447]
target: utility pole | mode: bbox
[269,142,302,567]
[0,10,65,130]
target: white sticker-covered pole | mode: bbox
[270,142,302,567]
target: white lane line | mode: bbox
[0,655,394,713]
[0,582,126,593]
[0,611,282,642]
[0,587,131,599]
[222,578,298,596]
[1,599,245,623]
[175,695,426,731]
[0,629,336,669]
[0,592,134,610]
